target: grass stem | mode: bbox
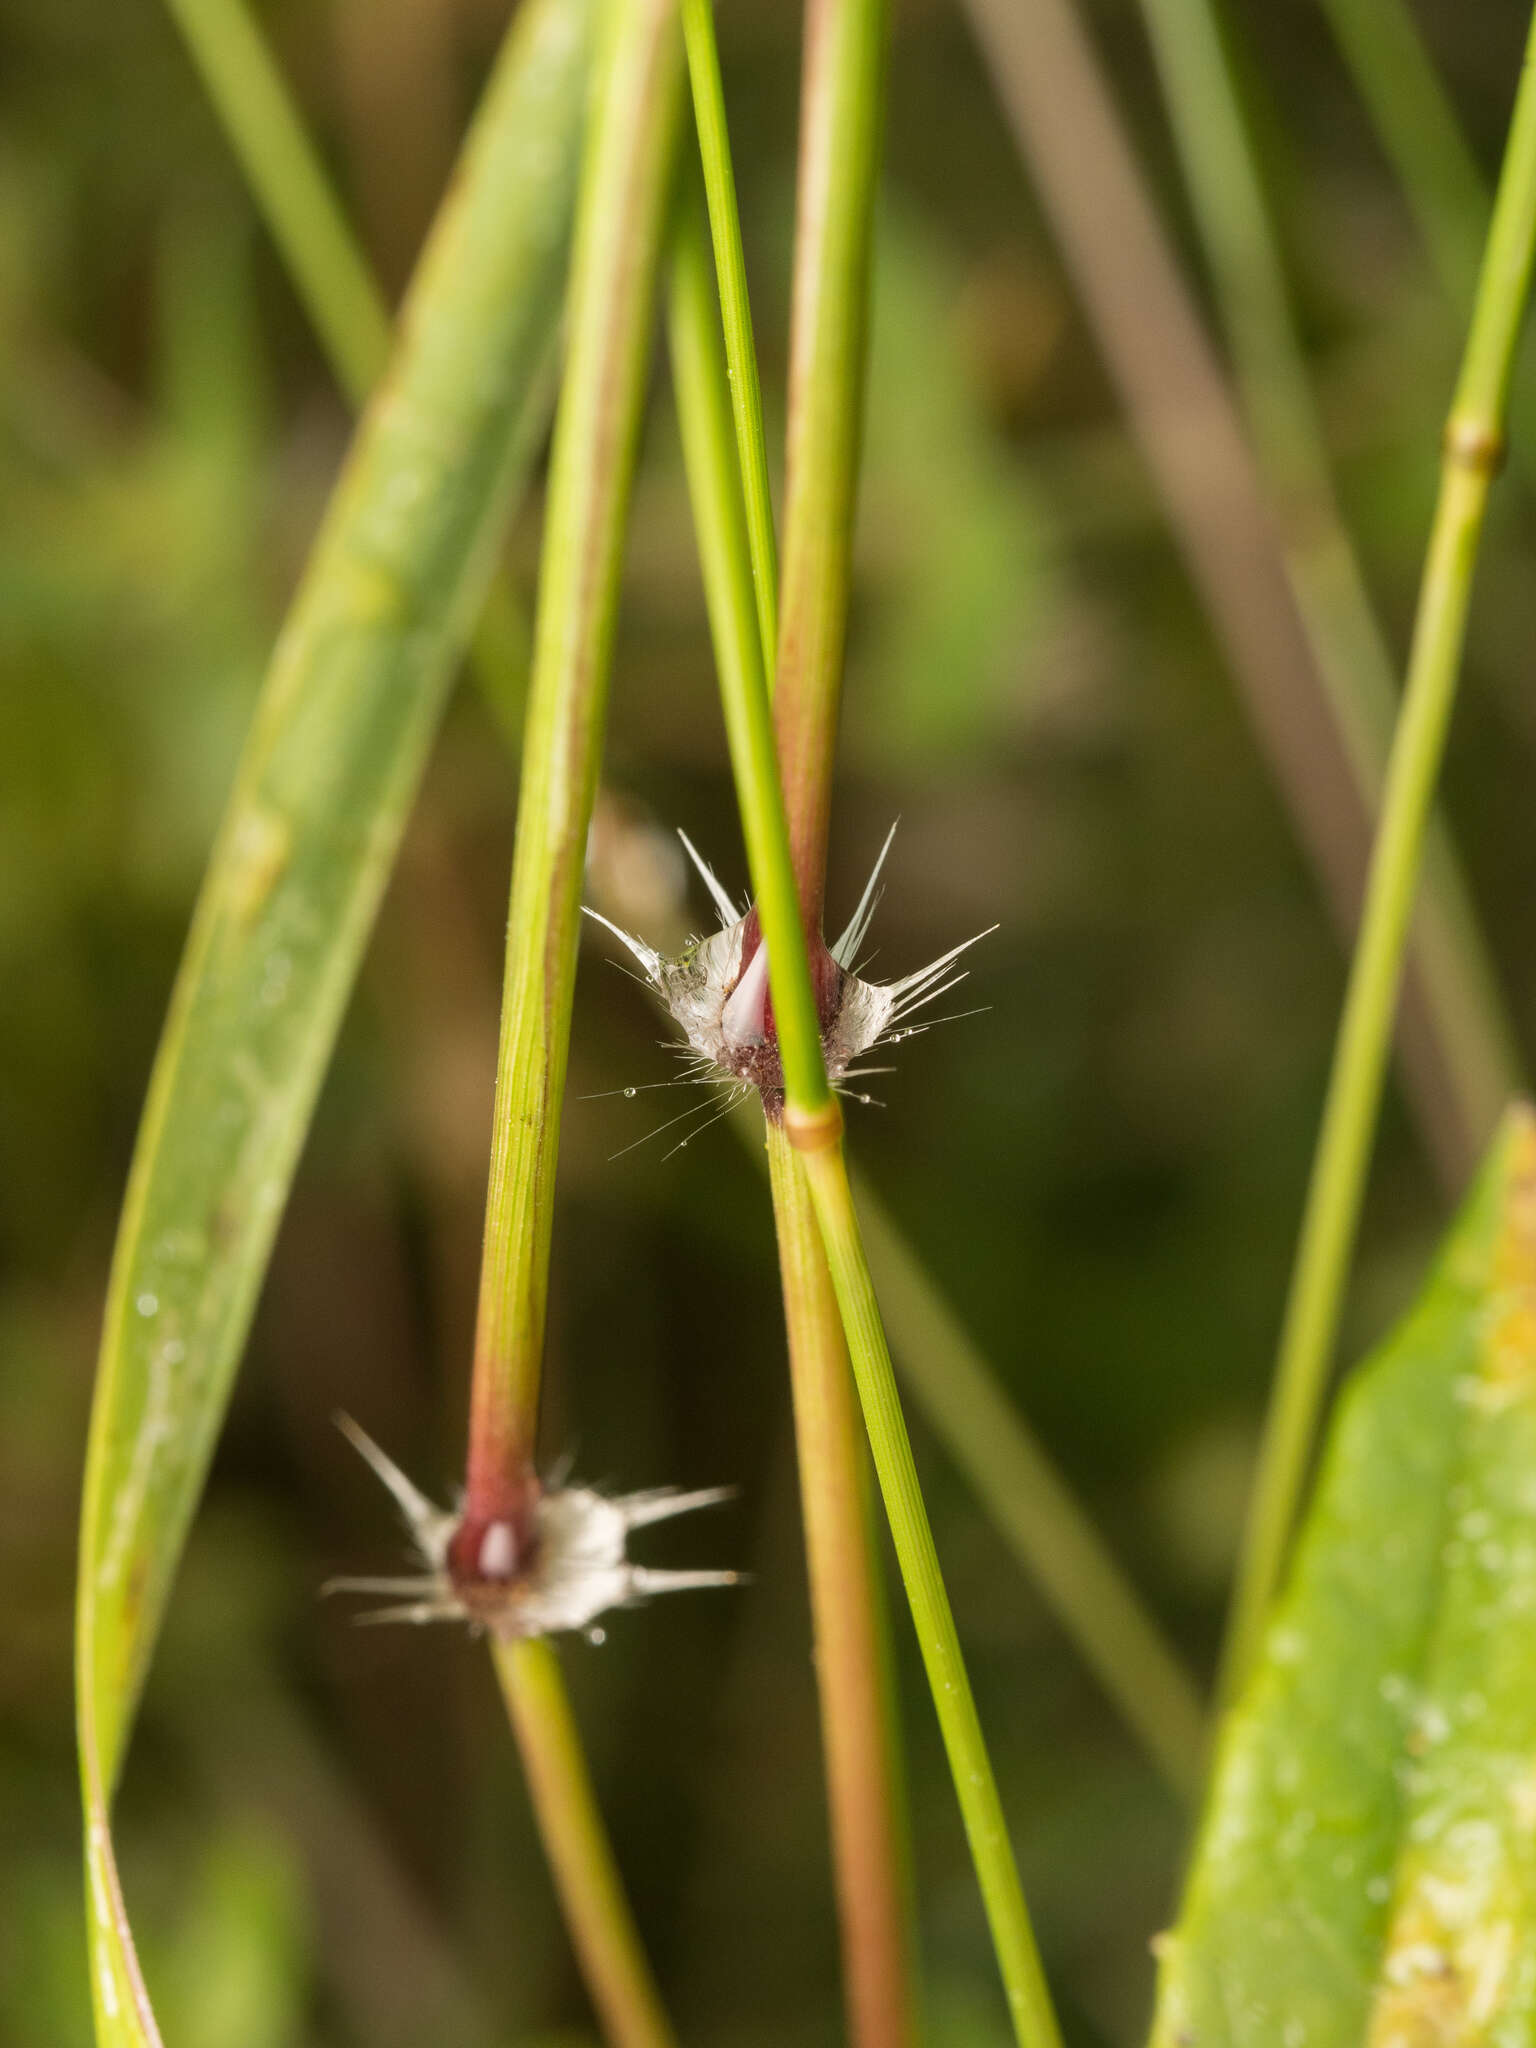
[494,1642,676,2048]
[774,0,887,931]
[1219,6,1536,1705]
[765,1125,919,2045]
[797,1142,1062,2048]
[669,179,918,2043]
[467,0,683,1486]
[459,6,687,2040]
[672,27,1058,2031]
[852,1171,1208,1801]
[75,4,596,2036]
[680,0,779,666]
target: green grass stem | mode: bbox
[665,183,830,1116]
[671,17,1058,2029]
[852,1171,1208,1801]
[75,4,594,2037]
[798,1142,1063,2048]
[680,0,779,667]
[670,180,918,2044]
[467,0,683,1481]
[764,1124,919,2046]
[494,1641,676,2048]
[774,0,886,930]
[165,1,679,2031]
[1219,5,1536,1707]
[461,4,688,2039]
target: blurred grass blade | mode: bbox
[1315,0,1491,318]
[163,0,391,406]
[959,0,1491,1187]
[1133,0,1520,1184]
[1153,1105,1536,2044]
[853,1171,1208,1801]
[75,1,593,2035]
[1316,0,1536,497]
[163,0,534,734]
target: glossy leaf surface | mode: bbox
[1153,1103,1536,2044]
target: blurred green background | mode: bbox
[6,0,1536,2041]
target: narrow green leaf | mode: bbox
[75,3,593,2036]
[1153,1102,1536,2044]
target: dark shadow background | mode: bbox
[4,0,1536,2041]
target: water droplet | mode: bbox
[588,1626,607,1646]
[136,1292,158,1318]
[623,1087,636,1099]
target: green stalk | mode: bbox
[852,1170,1208,1801]
[765,1125,919,2047]
[684,0,1206,1819]
[1134,0,1520,1182]
[795,1139,1062,2048]
[680,0,779,665]
[182,0,1198,1871]
[493,1641,675,2048]
[467,0,681,1486]
[463,11,684,2041]
[166,0,674,2031]
[1219,7,1536,1708]
[693,297,1062,2030]
[673,5,1058,2025]
[663,203,828,1118]
[775,0,887,931]
[76,4,595,2038]
[727,1117,1210,1799]
[669,183,918,2045]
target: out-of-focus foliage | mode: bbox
[6,0,1536,2043]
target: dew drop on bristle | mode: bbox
[623,1086,636,1098]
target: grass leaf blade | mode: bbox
[75,1,593,2027]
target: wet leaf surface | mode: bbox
[1153,1103,1536,2046]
